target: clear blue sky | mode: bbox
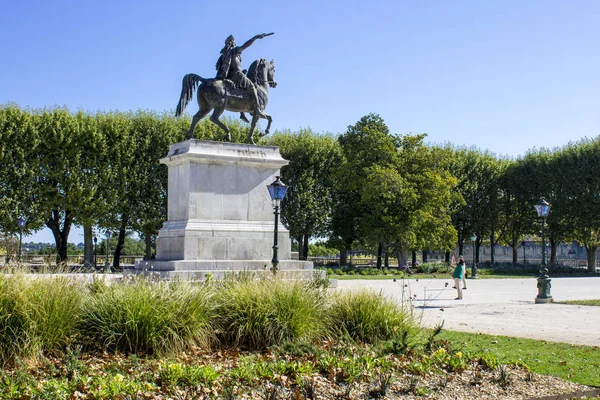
[2,0,599,243]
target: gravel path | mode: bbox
[337,277,600,346]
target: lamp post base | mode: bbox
[535,274,552,304]
[535,296,553,304]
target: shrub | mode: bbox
[328,289,414,343]
[79,278,216,354]
[0,275,84,363]
[0,276,27,364]
[21,276,85,353]
[214,278,327,349]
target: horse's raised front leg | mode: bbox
[188,108,211,139]
[209,107,231,141]
[258,113,273,138]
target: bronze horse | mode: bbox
[175,59,277,145]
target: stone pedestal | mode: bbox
[131,140,318,280]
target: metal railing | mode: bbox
[8,254,144,268]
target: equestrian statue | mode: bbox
[175,33,277,145]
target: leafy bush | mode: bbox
[308,244,339,257]
[79,278,216,354]
[214,278,327,348]
[0,275,84,363]
[0,276,27,364]
[328,289,414,343]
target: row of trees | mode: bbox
[274,116,600,272]
[0,105,249,267]
[1,105,599,271]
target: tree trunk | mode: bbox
[376,242,383,269]
[490,229,495,264]
[422,250,428,263]
[340,247,347,266]
[46,209,73,264]
[585,244,598,273]
[384,247,389,269]
[445,251,450,264]
[475,241,480,263]
[549,238,557,265]
[297,236,304,260]
[458,240,464,256]
[512,244,518,264]
[397,248,409,267]
[83,224,94,269]
[113,215,128,270]
[302,234,309,261]
[411,251,417,266]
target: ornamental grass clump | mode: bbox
[79,278,216,355]
[215,277,327,349]
[0,274,85,364]
[328,289,414,343]
[0,275,28,364]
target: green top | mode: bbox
[453,263,464,279]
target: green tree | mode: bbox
[555,138,600,271]
[332,114,399,267]
[0,105,41,262]
[270,129,342,260]
[127,111,186,260]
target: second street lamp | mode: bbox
[93,236,98,270]
[17,217,26,263]
[104,230,112,274]
[267,176,288,273]
[534,198,552,303]
[470,234,478,279]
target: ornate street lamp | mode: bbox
[267,176,288,273]
[534,198,552,303]
[104,230,112,273]
[93,235,98,270]
[470,234,478,278]
[16,217,26,263]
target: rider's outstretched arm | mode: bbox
[239,32,274,51]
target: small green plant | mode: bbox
[158,362,220,387]
[497,364,512,387]
[368,373,394,398]
[299,376,317,399]
[479,353,501,370]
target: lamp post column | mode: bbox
[534,199,552,303]
[104,231,112,274]
[17,217,26,264]
[18,227,23,263]
[272,202,280,273]
[470,234,478,279]
[267,176,288,275]
[93,236,98,270]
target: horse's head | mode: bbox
[248,59,277,88]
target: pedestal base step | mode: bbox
[128,259,324,281]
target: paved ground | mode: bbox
[337,277,600,346]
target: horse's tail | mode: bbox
[175,74,208,117]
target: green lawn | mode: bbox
[556,299,600,307]
[438,330,600,386]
